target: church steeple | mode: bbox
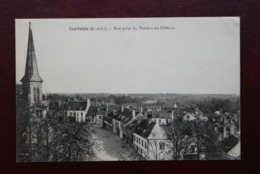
[21,22,43,82]
[21,22,43,106]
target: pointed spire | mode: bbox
[21,22,43,82]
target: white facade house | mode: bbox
[147,123,172,160]
[150,118,171,126]
[133,119,173,160]
[113,119,123,138]
[133,133,148,158]
[227,140,240,159]
[66,99,91,123]
[147,110,174,126]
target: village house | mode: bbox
[133,119,173,160]
[121,103,139,110]
[145,105,162,112]
[212,111,239,141]
[112,114,123,138]
[220,129,240,159]
[116,107,138,139]
[146,110,173,125]
[85,105,98,123]
[66,99,91,123]
[90,97,114,107]
[94,109,106,127]
[103,108,120,131]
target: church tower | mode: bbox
[21,22,43,106]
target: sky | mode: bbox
[15,17,240,94]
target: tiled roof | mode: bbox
[67,101,87,111]
[126,119,138,131]
[147,110,172,119]
[221,135,239,153]
[96,109,106,115]
[134,119,156,138]
[120,109,137,124]
[103,115,113,123]
[86,106,98,117]
[107,110,120,119]
[106,105,121,113]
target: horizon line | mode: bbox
[43,91,240,96]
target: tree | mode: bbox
[165,121,188,160]
[188,119,222,159]
[49,122,95,161]
[16,97,31,162]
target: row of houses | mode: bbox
[96,103,240,160]
[46,98,240,160]
[100,106,175,160]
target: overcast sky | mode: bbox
[16,17,240,94]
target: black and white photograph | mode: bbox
[16,17,240,162]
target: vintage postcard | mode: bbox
[16,17,240,162]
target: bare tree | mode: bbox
[147,139,168,160]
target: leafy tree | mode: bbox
[49,122,95,161]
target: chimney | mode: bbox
[132,109,136,119]
[148,118,154,125]
[121,104,124,112]
[58,100,62,107]
[171,110,174,122]
[140,105,143,113]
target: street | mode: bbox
[91,125,136,161]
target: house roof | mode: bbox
[107,105,121,113]
[148,123,168,139]
[103,115,113,123]
[86,106,98,117]
[48,101,67,111]
[96,109,106,115]
[134,119,156,138]
[121,109,138,124]
[221,135,239,153]
[147,110,172,119]
[126,119,138,131]
[67,101,87,111]
[107,109,120,119]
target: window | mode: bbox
[159,142,165,150]
[81,112,83,116]
[159,119,161,124]
[33,87,36,103]
[37,87,40,101]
